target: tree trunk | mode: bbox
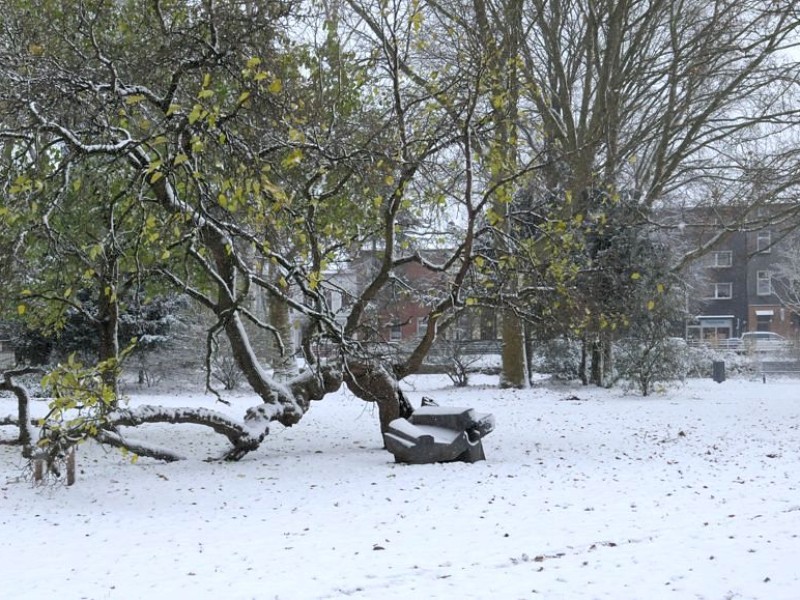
[603,338,614,387]
[266,262,297,382]
[96,270,120,398]
[344,363,413,435]
[1,368,43,459]
[473,0,528,389]
[500,309,528,388]
[579,339,588,386]
[590,338,605,387]
[589,335,614,387]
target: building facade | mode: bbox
[687,226,800,343]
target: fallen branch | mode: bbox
[95,430,185,462]
[107,405,269,460]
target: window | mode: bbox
[710,251,732,268]
[389,325,403,341]
[756,315,772,332]
[756,271,772,296]
[709,283,732,299]
[757,231,771,253]
[416,316,430,337]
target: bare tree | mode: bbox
[508,0,800,383]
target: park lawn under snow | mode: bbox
[2,374,800,600]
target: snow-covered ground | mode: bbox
[2,374,800,599]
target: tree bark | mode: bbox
[579,339,588,386]
[500,309,529,388]
[0,367,44,458]
[344,362,413,434]
[266,262,297,382]
[590,338,603,387]
[96,278,120,397]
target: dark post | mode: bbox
[712,360,725,383]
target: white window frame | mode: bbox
[710,251,732,268]
[389,324,403,341]
[756,271,772,296]
[710,283,732,299]
[757,231,772,253]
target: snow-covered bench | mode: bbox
[383,406,494,464]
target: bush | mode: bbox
[531,338,583,380]
[614,337,689,396]
[683,344,752,378]
[212,355,242,391]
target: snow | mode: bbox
[2,374,800,599]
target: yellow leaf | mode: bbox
[150,171,163,184]
[188,104,204,124]
[173,153,189,166]
[126,94,145,105]
[198,89,214,99]
[246,57,262,69]
[647,300,655,311]
[281,148,303,168]
[17,304,26,316]
[486,208,502,227]
[166,103,181,116]
[411,11,423,31]
[268,79,283,94]
[238,91,250,104]
[630,272,641,280]
[385,175,395,186]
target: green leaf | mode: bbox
[281,148,303,168]
[188,104,204,124]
